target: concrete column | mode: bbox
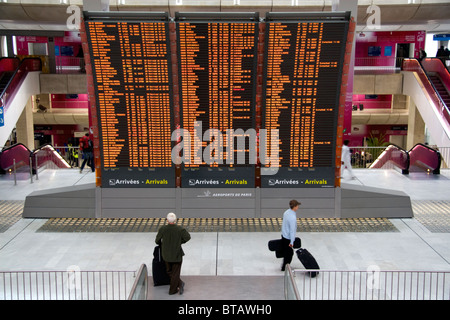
[16,97,35,149]
[406,97,425,150]
[47,37,56,74]
[332,0,358,138]
[6,36,14,57]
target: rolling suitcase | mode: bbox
[296,248,320,278]
[152,245,170,286]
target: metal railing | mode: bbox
[284,264,300,300]
[349,146,449,170]
[55,56,85,74]
[348,146,387,169]
[127,264,148,300]
[0,269,136,300]
[292,269,450,300]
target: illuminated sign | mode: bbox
[85,13,175,187]
[176,13,259,187]
[84,12,350,188]
[261,13,349,187]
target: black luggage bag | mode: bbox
[152,245,170,286]
[268,237,301,252]
[296,248,320,278]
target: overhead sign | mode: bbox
[0,106,4,127]
[433,34,450,41]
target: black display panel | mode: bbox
[176,14,259,187]
[85,16,175,187]
[261,15,349,187]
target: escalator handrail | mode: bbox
[408,143,441,173]
[0,58,42,110]
[2,142,71,155]
[391,143,410,170]
[0,57,20,73]
[405,58,447,108]
[420,58,450,98]
[0,142,70,171]
[402,58,450,123]
[369,143,410,171]
[0,142,31,154]
[0,58,21,99]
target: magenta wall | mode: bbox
[15,32,82,56]
[347,30,426,146]
[355,30,426,66]
[51,94,89,109]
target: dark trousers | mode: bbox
[165,260,183,294]
[80,152,94,172]
[281,236,293,270]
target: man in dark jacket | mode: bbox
[155,212,191,295]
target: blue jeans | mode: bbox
[80,151,94,171]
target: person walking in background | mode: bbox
[281,200,300,271]
[155,212,191,295]
[79,133,94,173]
[340,139,356,180]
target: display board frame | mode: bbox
[84,12,176,188]
[175,12,260,188]
[261,12,350,188]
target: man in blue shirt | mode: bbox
[281,199,300,271]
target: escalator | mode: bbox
[428,75,450,106]
[0,72,15,94]
[408,143,441,174]
[369,143,441,174]
[0,143,71,175]
[421,58,450,108]
[369,144,409,173]
[0,58,19,93]
[0,57,42,148]
[402,59,450,168]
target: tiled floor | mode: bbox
[1,168,450,300]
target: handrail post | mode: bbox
[29,157,33,183]
[284,264,300,300]
[13,158,17,185]
[35,153,39,180]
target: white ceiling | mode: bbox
[0,0,449,33]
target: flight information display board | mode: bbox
[261,16,349,187]
[176,14,259,188]
[85,16,175,187]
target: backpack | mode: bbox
[80,136,93,152]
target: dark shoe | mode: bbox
[169,289,179,295]
[179,281,185,295]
